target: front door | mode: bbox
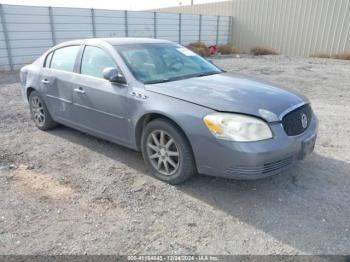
[72,46,130,144]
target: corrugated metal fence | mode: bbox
[152,1,233,16]
[0,4,232,71]
[155,0,350,57]
[231,0,350,56]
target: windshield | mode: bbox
[115,43,222,84]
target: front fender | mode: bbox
[128,90,215,161]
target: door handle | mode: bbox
[74,87,85,94]
[41,79,50,84]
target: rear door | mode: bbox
[42,45,81,122]
[71,45,130,144]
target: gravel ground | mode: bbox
[0,56,349,255]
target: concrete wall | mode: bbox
[151,1,233,16]
[231,0,350,56]
[0,4,232,70]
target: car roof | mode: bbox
[103,37,172,45]
[54,37,172,48]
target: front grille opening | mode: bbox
[225,156,295,176]
[282,104,312,136]
[262,156,294,173]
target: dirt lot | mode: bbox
[0,56,349,255]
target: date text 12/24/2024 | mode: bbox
[127,255,219,261]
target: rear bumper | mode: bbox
[195,114,318,179]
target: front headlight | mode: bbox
[203,113,273,142]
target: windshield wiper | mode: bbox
[144,79,172,84]
[144,71,221,84]
[194,71,221,77]
[144,74,195,84]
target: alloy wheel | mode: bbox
[146,130,180,176]
[30,95,45,127]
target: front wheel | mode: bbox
[141,119,196,184]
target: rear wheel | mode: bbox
[29,90,57,130]
[141,119,196,184]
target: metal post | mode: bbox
[153,12,157,39]
[198,14,202,42]
[229,16,233,44]
[124,10,128,37]
[178,13,182,44]
[216,16,220,46]
[0,4,13,71]
[48,6,56,45]
[91,8,96,38]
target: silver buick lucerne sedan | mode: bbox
[20,38,318,184]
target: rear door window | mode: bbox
[50,46,80,72]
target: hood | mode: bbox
[145,72,307,122]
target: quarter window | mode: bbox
[50,45,80,72]
[81,46,117,79]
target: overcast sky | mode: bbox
[0,0,224,10]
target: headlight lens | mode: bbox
[203,113,273,142]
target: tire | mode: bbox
[141,119,196,184]
[29,90,58,130]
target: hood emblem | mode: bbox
[301,113,308,129]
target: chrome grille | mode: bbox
[282,104,312,136]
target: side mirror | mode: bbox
[103,67,126,84]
